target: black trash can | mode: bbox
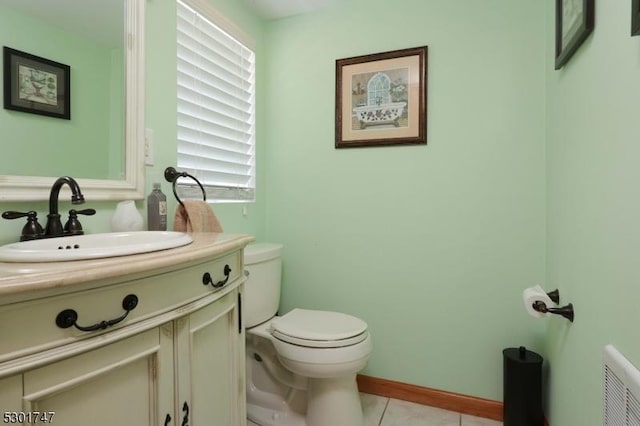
[503,346,544,426]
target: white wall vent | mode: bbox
[604,345,640,425]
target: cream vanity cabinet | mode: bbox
[0,233,253,426]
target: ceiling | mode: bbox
[2,0,344,46]
[244,0,346,20]
[2,0,123,47]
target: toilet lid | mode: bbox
[270,309,368,348]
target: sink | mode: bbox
[0,231,193,262]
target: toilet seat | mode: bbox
[270,309,368,348]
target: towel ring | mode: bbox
[164,167,206,206]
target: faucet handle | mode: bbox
[71,208,96,216]
[2,210,45,241]
[2,210,31,220]
[64,208,96,235]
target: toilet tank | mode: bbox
[243,243,283,328]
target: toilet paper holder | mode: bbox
[531,289,574,322]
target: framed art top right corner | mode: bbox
[554,0,594,70]
[632,0,640,36]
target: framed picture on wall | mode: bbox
[632,0,640,36]
[335,46,427,148]
[3,47,70,119]
[555,0,594,69]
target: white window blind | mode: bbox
[177,0,255,202]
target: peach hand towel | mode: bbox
[173,200,223,233]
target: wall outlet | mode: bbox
[145,128,154,166]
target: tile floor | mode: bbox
[248,393,503,426]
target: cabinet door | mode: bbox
[0,375,22,418]
[175,290,245,426]
[22,326,174,426]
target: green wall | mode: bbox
[3,1,638,423]
[544,1,640,424]
[262,0,546,401]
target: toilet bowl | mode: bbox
[244,243,372,426]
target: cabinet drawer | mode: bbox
[0,250,241,364]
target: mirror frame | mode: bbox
[0,0,145,201]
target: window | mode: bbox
[176,0,256,202]
[367,72,391,106]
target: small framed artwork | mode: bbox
[335,46,427,148]
[3,47,70,119]
[632,0,640,36]
[555,0,594,70]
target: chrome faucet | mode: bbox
[44,176,85,237]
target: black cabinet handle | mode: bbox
[202,264,232,288]
[181,401,190,426]
[238,292,243,334]
[55,294,139,332]
[164,414,171,426]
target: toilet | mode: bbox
[244,243,372,426]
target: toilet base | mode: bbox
[247,403,306,426]
[306,375,363,426]
[247,375,363,426]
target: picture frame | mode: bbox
[555,0,594,70]
[335,46,427,149]
[3,47,70,119]
[632,0,640,36]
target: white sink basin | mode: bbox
[0,231,193,262]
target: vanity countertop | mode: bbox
[0,232,254,302]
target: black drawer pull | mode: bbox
[55,294,139,332]
[182,401,190,426]
[202,264,232,288]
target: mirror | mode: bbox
[0,0,145,201]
